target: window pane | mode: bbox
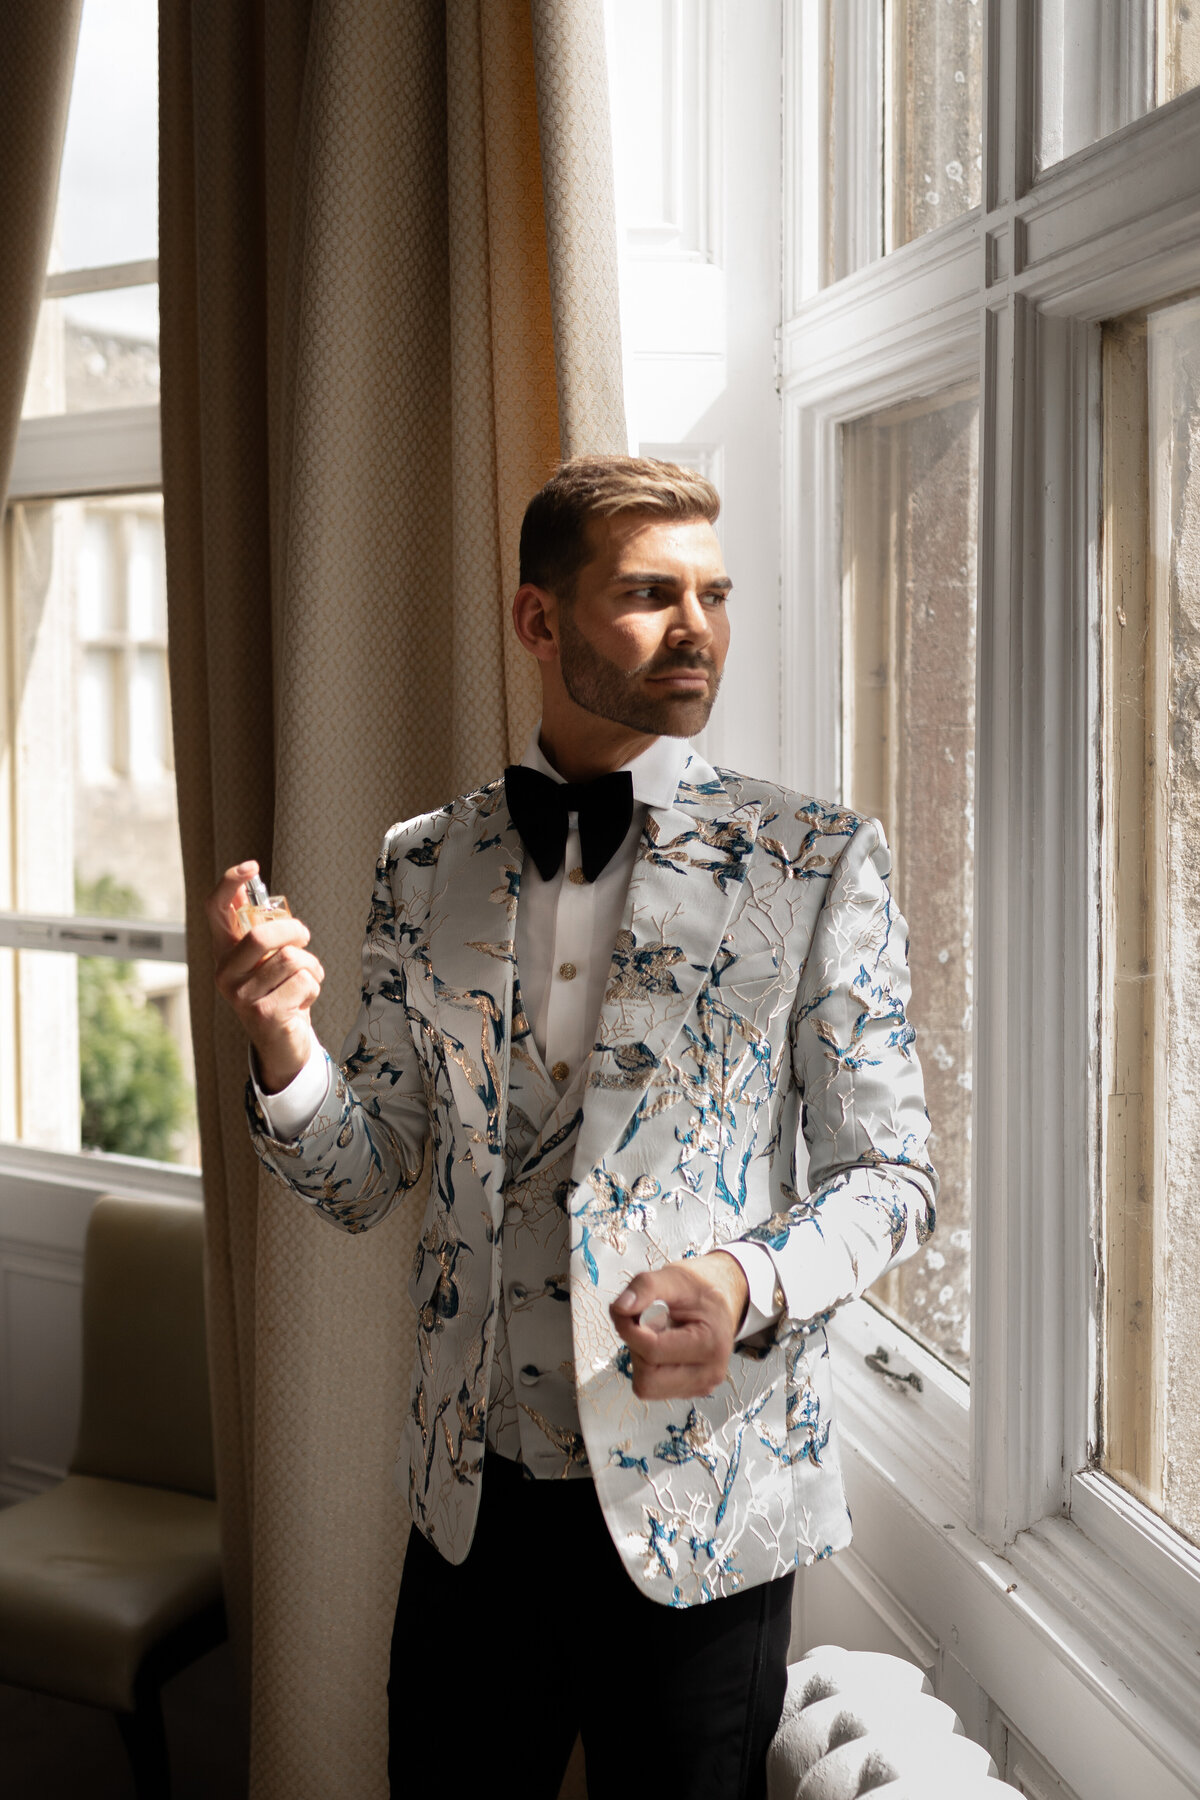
[79,647,120,779]
[22,284,160,418]
[77,512,118,636]
[1,948,198,1166]
[3,493,195,1163]
[886,0,983,250]
[843,387,978,1376]
[54,0,158,271]
[1101,294,1200,1546]
[78,953,198,1166]
[1038,0,1200,169]
[129,649,170,781]
[1160,0,1200,97]
[9,494,183,921]
[128,513,166,639]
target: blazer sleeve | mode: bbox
[736,815,938,1342]
[246,826,432,1234]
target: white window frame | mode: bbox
[783,4,1200,1793]
[1,249,195,1191]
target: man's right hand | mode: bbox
[207,861,325,1093]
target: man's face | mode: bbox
[553,512,731,738]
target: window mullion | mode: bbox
[985,0,1035,215]
[973,311,1093,1554]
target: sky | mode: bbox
[54,0,159,342]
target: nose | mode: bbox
[665,587,713,647]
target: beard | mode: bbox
[557,608,722,737]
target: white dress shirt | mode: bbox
[254,730,780,1335]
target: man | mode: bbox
[208,457,936,1799]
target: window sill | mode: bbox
[833,1347,1200,1800]
[827,1298,971,1521]
[0,1139,201,1209]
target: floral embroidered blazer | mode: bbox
[248,750,937,1607]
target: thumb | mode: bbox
[612,1273,655,1314]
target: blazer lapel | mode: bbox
[412,781,522,1198]
[569,752,762,1196]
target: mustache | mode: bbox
[639,651,716,678]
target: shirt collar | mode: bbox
[521,725,689,810]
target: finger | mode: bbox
[616,1316,715,1365]
[614,1262,715,1314]
[206,862,260,936]
[611,1271,659,1317]
[231,947,322,1007]
[240,967,323,1029]
[216,917,312,986]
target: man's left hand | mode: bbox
[610,1253,750,1400]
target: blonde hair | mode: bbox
[519,455,721,599]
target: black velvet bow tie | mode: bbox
[503,764,634,883]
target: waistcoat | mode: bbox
[486,980,592,1479]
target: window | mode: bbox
[1101,293,1200,1549]
[1,0,195,1167]
[843,385,978,1375]
[784,0,1200,1790]
[1038,0,1200,168]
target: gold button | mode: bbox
[557,961,577,980]
[551,1060,570,1082]
[568,867,586,885]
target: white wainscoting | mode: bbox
[0,1245,83,1500]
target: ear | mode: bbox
[511,583,561,663]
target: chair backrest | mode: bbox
[70,1194,216,1499]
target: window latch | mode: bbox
[865,1345,923,1393]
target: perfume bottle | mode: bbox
[235,873,292,934]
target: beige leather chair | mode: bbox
[0,1194,225,1799]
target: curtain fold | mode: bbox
[0,6,82,507]
[160,3,624,1793]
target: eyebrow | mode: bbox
[615,570,733,592]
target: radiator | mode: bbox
[768,1644,1022,1799]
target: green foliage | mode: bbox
[77,873,142,923]
[75,875,191,1163]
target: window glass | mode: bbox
[1,495,194,1164]
[53,0,158,271]
[885,0,983,250]
[1101,293,1200,1547]
[77,950,197,1165]
[22,285,160,418]
[1038,0,1200,170]
[842,387,978,1376]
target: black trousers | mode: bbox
[388,1453,794,1800]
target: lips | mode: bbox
[645,663,713,689]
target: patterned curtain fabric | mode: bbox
[0,5,82,508]
[159,2,624,1793]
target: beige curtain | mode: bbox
[0,6,82,507]
[159,2,625,1793]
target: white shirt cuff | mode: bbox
[722,1242,784,1340]
[250,1030,331,1141]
